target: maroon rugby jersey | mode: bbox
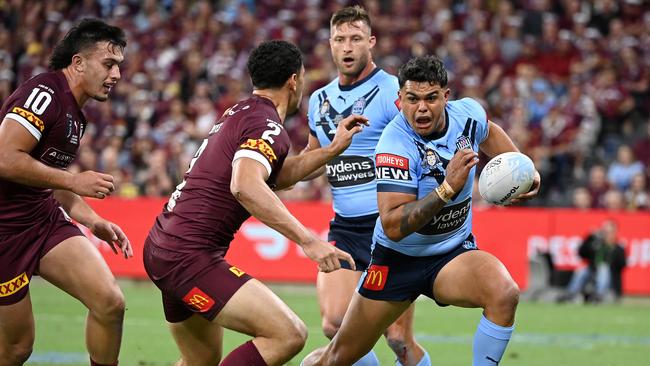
[0,71,86,234]
[149,95,291,253]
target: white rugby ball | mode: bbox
[478,152,535,206]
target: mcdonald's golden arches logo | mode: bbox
[182,287,215,312]
[362,264,389,291]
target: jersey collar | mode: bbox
[338,68,381,91]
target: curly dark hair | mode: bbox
[49,18,126,70]
[330,5,371,30]
[247,40,303,90]
[397,55,448,89]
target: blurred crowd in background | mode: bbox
[0,0,648,210]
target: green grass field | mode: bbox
[27,279,649,365]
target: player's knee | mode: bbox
[2,341,33,365]
[494,280,520,315]
[385,335,407,357]
[92,285,126,322]
[282,318,308,356]
[321,318,341,339]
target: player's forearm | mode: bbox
[232,180,315,245]
[0,150,73,190]
[275,146,337,190]
[52,190,102,228]
[383,191,447,241]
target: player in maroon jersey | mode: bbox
[143,40,367,366]
[0,19,131,366]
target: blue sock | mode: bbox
[353,350,380,366]
[473,315,514,366]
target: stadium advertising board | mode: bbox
[81,199,650,295]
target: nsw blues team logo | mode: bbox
[352,97,366,115]
[456,135,472,150]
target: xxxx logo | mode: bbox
[182,287,215,312]
[240,139,277,162]
[0,272,29,297]
[12,107,44,132]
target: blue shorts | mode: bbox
[328,213,378,271]
[357,235,478,304]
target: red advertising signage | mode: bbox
[83,198,650,295]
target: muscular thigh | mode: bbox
[215,279,302,338]
[317,269,362,322]
[432,250,514,308]
[38,235,118,309]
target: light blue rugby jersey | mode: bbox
[373,98,489,256]
[308,68,399,217]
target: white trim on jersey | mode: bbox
[5,113,42,141]
[232,149,272,176]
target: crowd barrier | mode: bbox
[81,198,650,295]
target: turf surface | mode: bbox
[27,279,649,365]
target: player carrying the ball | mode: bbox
[303,55,541,366]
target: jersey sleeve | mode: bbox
[232,112,286,177]
[3,78,61,141]
[461,97,489,144]
[374,124,419,195]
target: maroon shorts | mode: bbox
[0,207,83,305]
[143,236,253,323]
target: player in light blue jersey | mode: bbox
[303,56,541,366]
[303,6,428,366]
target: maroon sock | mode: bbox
[90,358,117,366]
[220,340,267,366]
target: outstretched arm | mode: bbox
[274,115,368,190]
[232,157,355,271]
[0,118,115,199]
[53,189,133,258]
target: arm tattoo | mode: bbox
[399,191,448,237]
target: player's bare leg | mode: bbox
[303,293,411,366]
[172,279,306,366]
[433,250,519,365]
[434,251,519,325]
[316,269,361,339]
[169,315,223,366]
[39,236,125,365]
[0,294,35,365]
[385,303,426,366]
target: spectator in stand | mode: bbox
[603,189,626,211]
[0,0,646,208]
[572,187,593,210]
[586,165,611,208]
[607,145,645,192]
[633,122,650,178]
[625,173,649,210]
